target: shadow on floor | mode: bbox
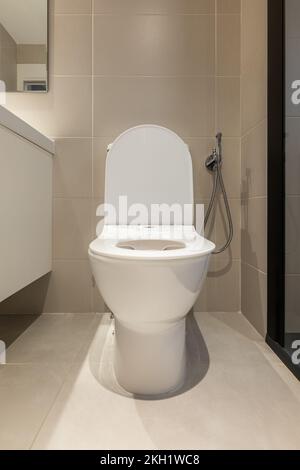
[0,274,50,347]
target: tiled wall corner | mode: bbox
[196,0,242,313]
[240,0,268,337]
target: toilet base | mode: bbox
[113,317,186,396]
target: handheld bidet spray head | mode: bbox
[205,132,223,172]
[204,131,234,254]
[216,132,222,159]
[216,132,222,147]
[205,148,218,172]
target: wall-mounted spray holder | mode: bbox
[204,132,233,254]
[205,132,223,172]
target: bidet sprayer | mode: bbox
[204,132,233,254]
[205,132,223,173]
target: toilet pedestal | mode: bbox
[113,318,186,396]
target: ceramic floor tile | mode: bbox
[0,363,67,450]
[31,312,300,450]
[194,312,266,365]
[134,360,300,450]
[6,314,96,365]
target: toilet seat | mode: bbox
[89,225,215,261]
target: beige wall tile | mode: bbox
[53,15,92,76]
[92,286,106,314]
[91,198,105,240]
[216,77,241,136]
[94,0,215,14]
[54,139,92,198]
[45,76,91,138]
[241,0,267,134]
[214,256,238,310]
[93,138,113,199]
[240,0,268,337]
[241,120,267,198]
[216,198,241,261]
[220,138,241,198]
[209,257,241,312]
[43,260,93,313]
[217,14,241,76]
[94,14,215,77]
[241,262,267,337]
[185,138,215,200]
[53,198,92,259]
[217,0,241,14]
[4,77,92,138]
[93,76,215,137]
[195,258,241,312]
[241,71,267,134]
[52,0,92,14]
[198,198,218,248]
[241,197,267,273]
[241,0,267,76]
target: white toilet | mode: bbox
[89,125,215,396]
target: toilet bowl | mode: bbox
[89,125,215,395]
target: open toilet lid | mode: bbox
[104,125,194,225]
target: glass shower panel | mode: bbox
[285,0,300,363]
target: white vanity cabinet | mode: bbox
[0,106,54,301]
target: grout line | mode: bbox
[241,261,267,276]
[50,135,243,140]
[51,74,240,79]
[91,75,240,79]
[51,136,93,140]
[53,195,243,200]
[92,75,217,79]
[53,258,91,262]
[28,312,110,448]
[53,195,93,199]
[28,361,74,449]
[53,13,92,16]
[53,75,92,78]
[91,0,96,313]
[241,117,267,140]
[91,0,95,195]
[242,195,267,200]
[92,13,216,17]
[239,0,244,320]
